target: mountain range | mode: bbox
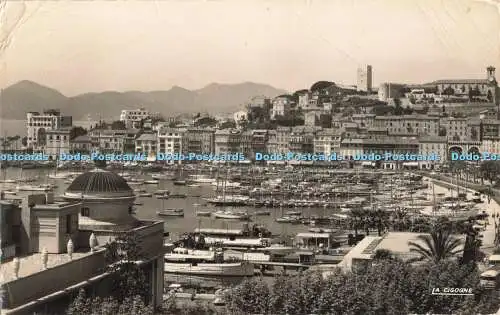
[0,81,288,120]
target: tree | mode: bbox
[225,277,272,314]
[443,86,455,96]
[111,120,126,130]
[461,221,483,264]
[21,136,27,147]
[70,126,88,140]
[372,105,393,116]
[67,233,153,315]
[402,106,413,115]
[487,90,493,103]
[219,120,237,129]
[224,260,498,315]
[480,160,500,184]
[67,289,153,315]
[373,249,395,260]
[310,81,335,92]
[104,233,149,299]
[194,116,217,127]
[393,98,402,107]
[408,228,463,264]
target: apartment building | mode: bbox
[88,129,140,154]
[271,96,293,119]
[373,115,440,137]
[288,127,315,154]
[418,136,448,169]
[313,128,343,156]
[44,128,71,160]
[26,110,72,150]
[267,127,291,154]
[135,133,157,159]
[120,108,159,129]
[214,129,241,155]
[442,117,470,142]
[157,127,186,164]
[184,128,215,154]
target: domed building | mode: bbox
[63,168,140,232]
[0,167,165,314]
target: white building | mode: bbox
[88,129,140,154]
[120,108,158,129]
[313,129,342,156]
[157,127,186,164]
[135,133,157,160]
[298,92,310,109]
[26,110,72,150]
[45,128,71,160]
[418,136,447,169]
[271,96,292,119]
[233,110,248,123]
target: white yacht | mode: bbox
[188,174,215,184]
[164,247,254,277]
[213,210,250,220]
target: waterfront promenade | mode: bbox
[421,172,499,255]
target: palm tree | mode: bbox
[373,249,394,260]
[408,229,463,264]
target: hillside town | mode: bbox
[1,65,500,315]
[4,66,498,172]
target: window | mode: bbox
[81,207,90,217]
[66,214,72,233]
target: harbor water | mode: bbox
[0,168,340,240]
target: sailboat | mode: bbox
[173,165,187,186]
[170,169,187,198]
[48,144,70,179]
[156,192,184,217]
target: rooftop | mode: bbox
[1,251,91,283]
[136,133,157,141]
[431,79,489,84]
[72,135,91,142]
[32,201,79,210]
[46,128,72,134]
[375,232,465,260]
[374,115,439,120]
[65,169,133,195]
[418,136,447,143]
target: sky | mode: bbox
[0,0,499,96]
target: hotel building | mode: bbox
[26,110,72,151]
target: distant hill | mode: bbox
[1,81,288,120]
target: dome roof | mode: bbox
[66,169,133,194]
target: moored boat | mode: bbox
[169,193,187,199]
[164,261,254,276]
[157,209,184,217]
[276,216,301,224]
[154,190,169,196]
[213,211,250,220]
[196,211,212,217]
[255,210,271,216]
[164,247,254,276]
